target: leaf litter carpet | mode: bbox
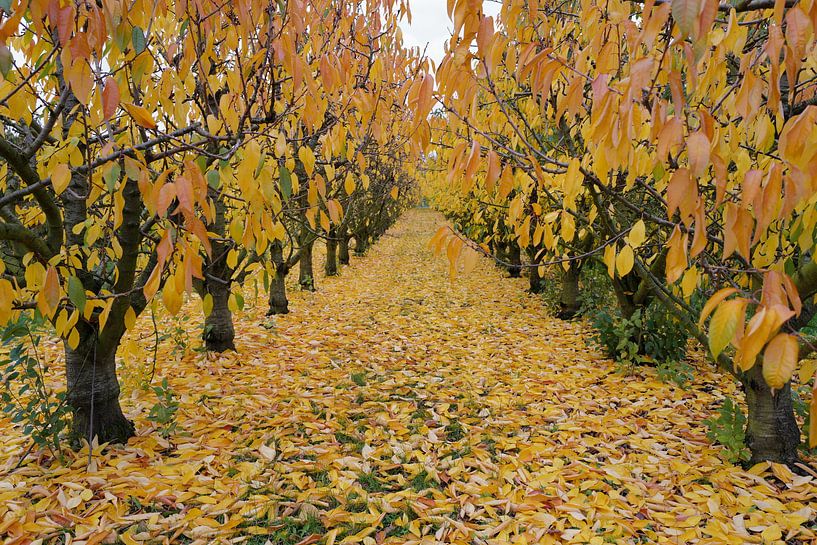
[2,209,817,545]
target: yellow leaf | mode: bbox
[298,146,316,177]
[390,186,399,200]
[603,244,616,278]
[162,285,182,315]
[67,327,80,349]
[627,220,646,248]
[699,287,738,326]
[762,333,798,391]
[203,293,213,317]
[123,103,157,129]
[124,306,136,330]
[344,173,356,195]
[616,245,634,277]
[52,164,71,195]
[0,279,14,324]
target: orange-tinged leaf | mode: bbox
[37,266,61,319]
[665,225,687,283]
[102,77,120,121]
[123,102,157,129]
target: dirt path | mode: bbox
[1,209,816,544]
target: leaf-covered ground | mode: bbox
[2,209,817,545]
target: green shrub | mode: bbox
[592,302,689,369]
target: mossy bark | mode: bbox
[742,363,800,466]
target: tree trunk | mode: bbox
[203,283,236,352]
[299,231,315,291]
[558,266,580,319]
[354,231,368,256]
[527,248,546,293]
[326,227,338,276]
[529,267,547,294]
[268,241,289,315]
[742,363,800,466]
[65,327,134,445]
[339,232,350,265]
[201,195,235,352]
[507,242,522,278]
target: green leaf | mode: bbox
[207,169,220,189]
[132,26,147,54]
[279,165,292,200]
[104,163,121,192]
[67,276,86,312]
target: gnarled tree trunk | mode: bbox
[326,227,338,276]
[742,363,800,466]
[65,324,134,445]
[558,266,580,319]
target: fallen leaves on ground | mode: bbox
[1,209,816,545]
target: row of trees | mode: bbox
[424,0,817,466]
[0,0,424,445]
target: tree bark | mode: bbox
[339,232,350,265]
[299,229,316,291]
[558,266,581,319]
[268,240,289,315]
[529,267,547,294]
[354,231,368,256]
[742,363,800,466]
[527,248,546,293]
[507,242,522,278]
[203,283,236,352]
[326,227,338,276]
[65,325,134,445]
[201,196,235,352]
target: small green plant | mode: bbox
[350,372,367,386]
[147,378,179,438]
[656,360,695,388]
[0,314,70,462]
[703,398,750,463]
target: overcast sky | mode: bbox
[399,0,502,68]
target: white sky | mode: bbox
[399,0,502,68]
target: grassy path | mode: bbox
[1,209,816,544]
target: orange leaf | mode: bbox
[101,77,120,121]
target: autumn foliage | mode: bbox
[424,0,817,465]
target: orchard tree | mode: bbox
[426,0,817,465]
